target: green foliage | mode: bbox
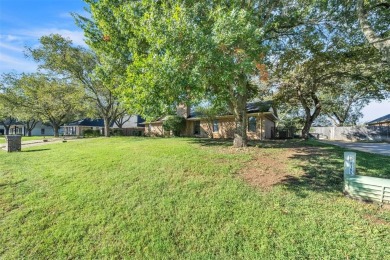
[82,129,101,137]
[111,129,124,136]
[162,115,186,137]
[77,1,317,146]
[1,73,84,137]
[27,34,125,137]
[194,103,229,138]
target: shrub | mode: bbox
[112,129,124,136]
[82,129,101,137]
[163,116,186,136]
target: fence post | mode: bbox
[381,186,385,203]
[344,152,356,176]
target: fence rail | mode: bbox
[344,175,390,204]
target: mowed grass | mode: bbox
[1,138,389,259]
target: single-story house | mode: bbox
[112,115,145,136]
[62,118,113,136]
[63,115,145,136]
[0,121,54,136]
[145,101,278,140]
[367,114,390,127]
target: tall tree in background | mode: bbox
[0,74,22,135]
[78,0,314,147]
[2,73,84,137]
[0,101,17,135]
[28,34,124,137]
[275,43,387,138]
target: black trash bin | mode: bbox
[5,135,22,152]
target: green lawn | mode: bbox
[0,136,49,144]
[1,137,389,259]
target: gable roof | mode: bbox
[188,100,274,118]
[367,114,390,125]
[64,118,114,127]
[246,100,274,113]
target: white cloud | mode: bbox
[0,42,24,52]
[0,27,88,74]
[0,34,23,42]
[0,53,37,73]
[16,28,87,47]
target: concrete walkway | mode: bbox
[1,137,81,151]
[320,140,390,156]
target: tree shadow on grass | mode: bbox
[189,138,233,147]
[22,148,51,152]
[189,138,390,196]
[277,142,390,197]
[0,178,27,187]
[280,146,345,197]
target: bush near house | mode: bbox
[163,115,186,136]
[82,129,101,137]
[111,129,124,136]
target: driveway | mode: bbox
[320,140,390,156]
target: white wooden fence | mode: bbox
[344,152,390,204]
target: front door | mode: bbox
[194,121,200,135]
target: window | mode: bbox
[194,121,200,135]
[248,117,256,132]
[41,128,45,135]
[213,120,219,132]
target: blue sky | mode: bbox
[0,0,87,73]
[0,0,389,122]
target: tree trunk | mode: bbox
[4,126,10,135]
[301,106,321,139]
[301,118,313,140]
[232,95,248,148]
[103,117,110,137]
[53,125,59,137]
[25,120,38,137]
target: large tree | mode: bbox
[0,74,22,135]
[356,0,390,64]
[28,34,124,137]
[77,0,314,147]
[2,73,84,137]
[275,43,387,138]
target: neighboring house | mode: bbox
[145,101,278,140]
[62,118,112,136]
[366,114,390,141]
[112,115,145,136]
[63,115,145,136]
[367,114,390,127]
[0,121,54,136]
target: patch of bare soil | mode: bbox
[364,213,390,225]
[239,146,323,190]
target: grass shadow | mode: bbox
[272,140,390,196]
[281,146,345,196]
[22,148,51,152]
[189,138,233,147]
[0,178,27,187]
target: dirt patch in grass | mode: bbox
[239,146,329,190]
[239,148,298,190]
[364,213,390,225]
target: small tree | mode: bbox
[194,104,228,138]
[163,116,186,137]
